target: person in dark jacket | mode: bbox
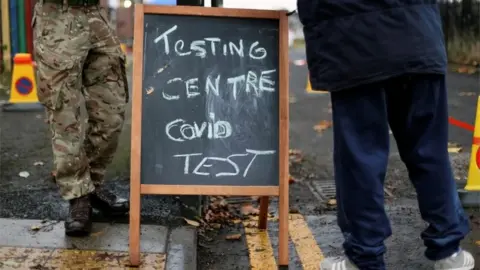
[297,1,474,269]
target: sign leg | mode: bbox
[278,193,289,266]
[129,188,141,266]
[278,176,289,266]
[258,196,269,229]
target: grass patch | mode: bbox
[0,71,11,99]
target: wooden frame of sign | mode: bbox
[129,4,289,267]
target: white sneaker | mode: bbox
[434,250,475,270]
[319,256,359,270]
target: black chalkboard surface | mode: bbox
[140,14,280,186]
[129,5,290,267]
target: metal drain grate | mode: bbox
[307,180,337,201]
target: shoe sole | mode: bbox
[65,230,91,237]
[65,224,92,237]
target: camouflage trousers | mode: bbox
[32,2,128,200]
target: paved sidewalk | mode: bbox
[0,218,196,269]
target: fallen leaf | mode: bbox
[448,147,462,153]
[289,149,304,164]
[448,142,463,153]
[456,66,477,75]
[240,204,259,216]
[313,120,332,133]
[33,161,44,166]
[225,233,242,240]
[289,175,298,184]
[289,149,301,154]
[183,218,200,227]
[19,171,30,178]
[457,66,469,73]
[146,87,154,95]
[327,199,337,206]
[30,225,41,231]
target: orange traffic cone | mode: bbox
[2,53,43,111]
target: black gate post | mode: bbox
[211,0,223,7]
[176,0,204,6]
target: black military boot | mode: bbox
[65,195,93,237]
[90,188,129,217]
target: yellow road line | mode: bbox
[0,246,166,269]
[306,77,329,94]
[243,220,278,270]
[244,213,325,269]
[289,214,324,270]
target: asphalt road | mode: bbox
[196,49,480,270]
[0,48,479,269]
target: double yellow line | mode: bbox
[243,213,324,270]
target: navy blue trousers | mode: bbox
[331,74,470,270]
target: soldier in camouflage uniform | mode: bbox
[32,0,129,237]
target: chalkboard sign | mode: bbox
[129,5,290,267]
[141,16,280,187]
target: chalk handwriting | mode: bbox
[165,113,232,142]
[154,25,267,60]
[161,70,277,100]
[173,149,275,177]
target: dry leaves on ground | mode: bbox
[289,149,303,165]
[195,148,318,240]
[289,148,317,182]
[314,120,332,134]
[456,66,478,75]
[240,204,260,216]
